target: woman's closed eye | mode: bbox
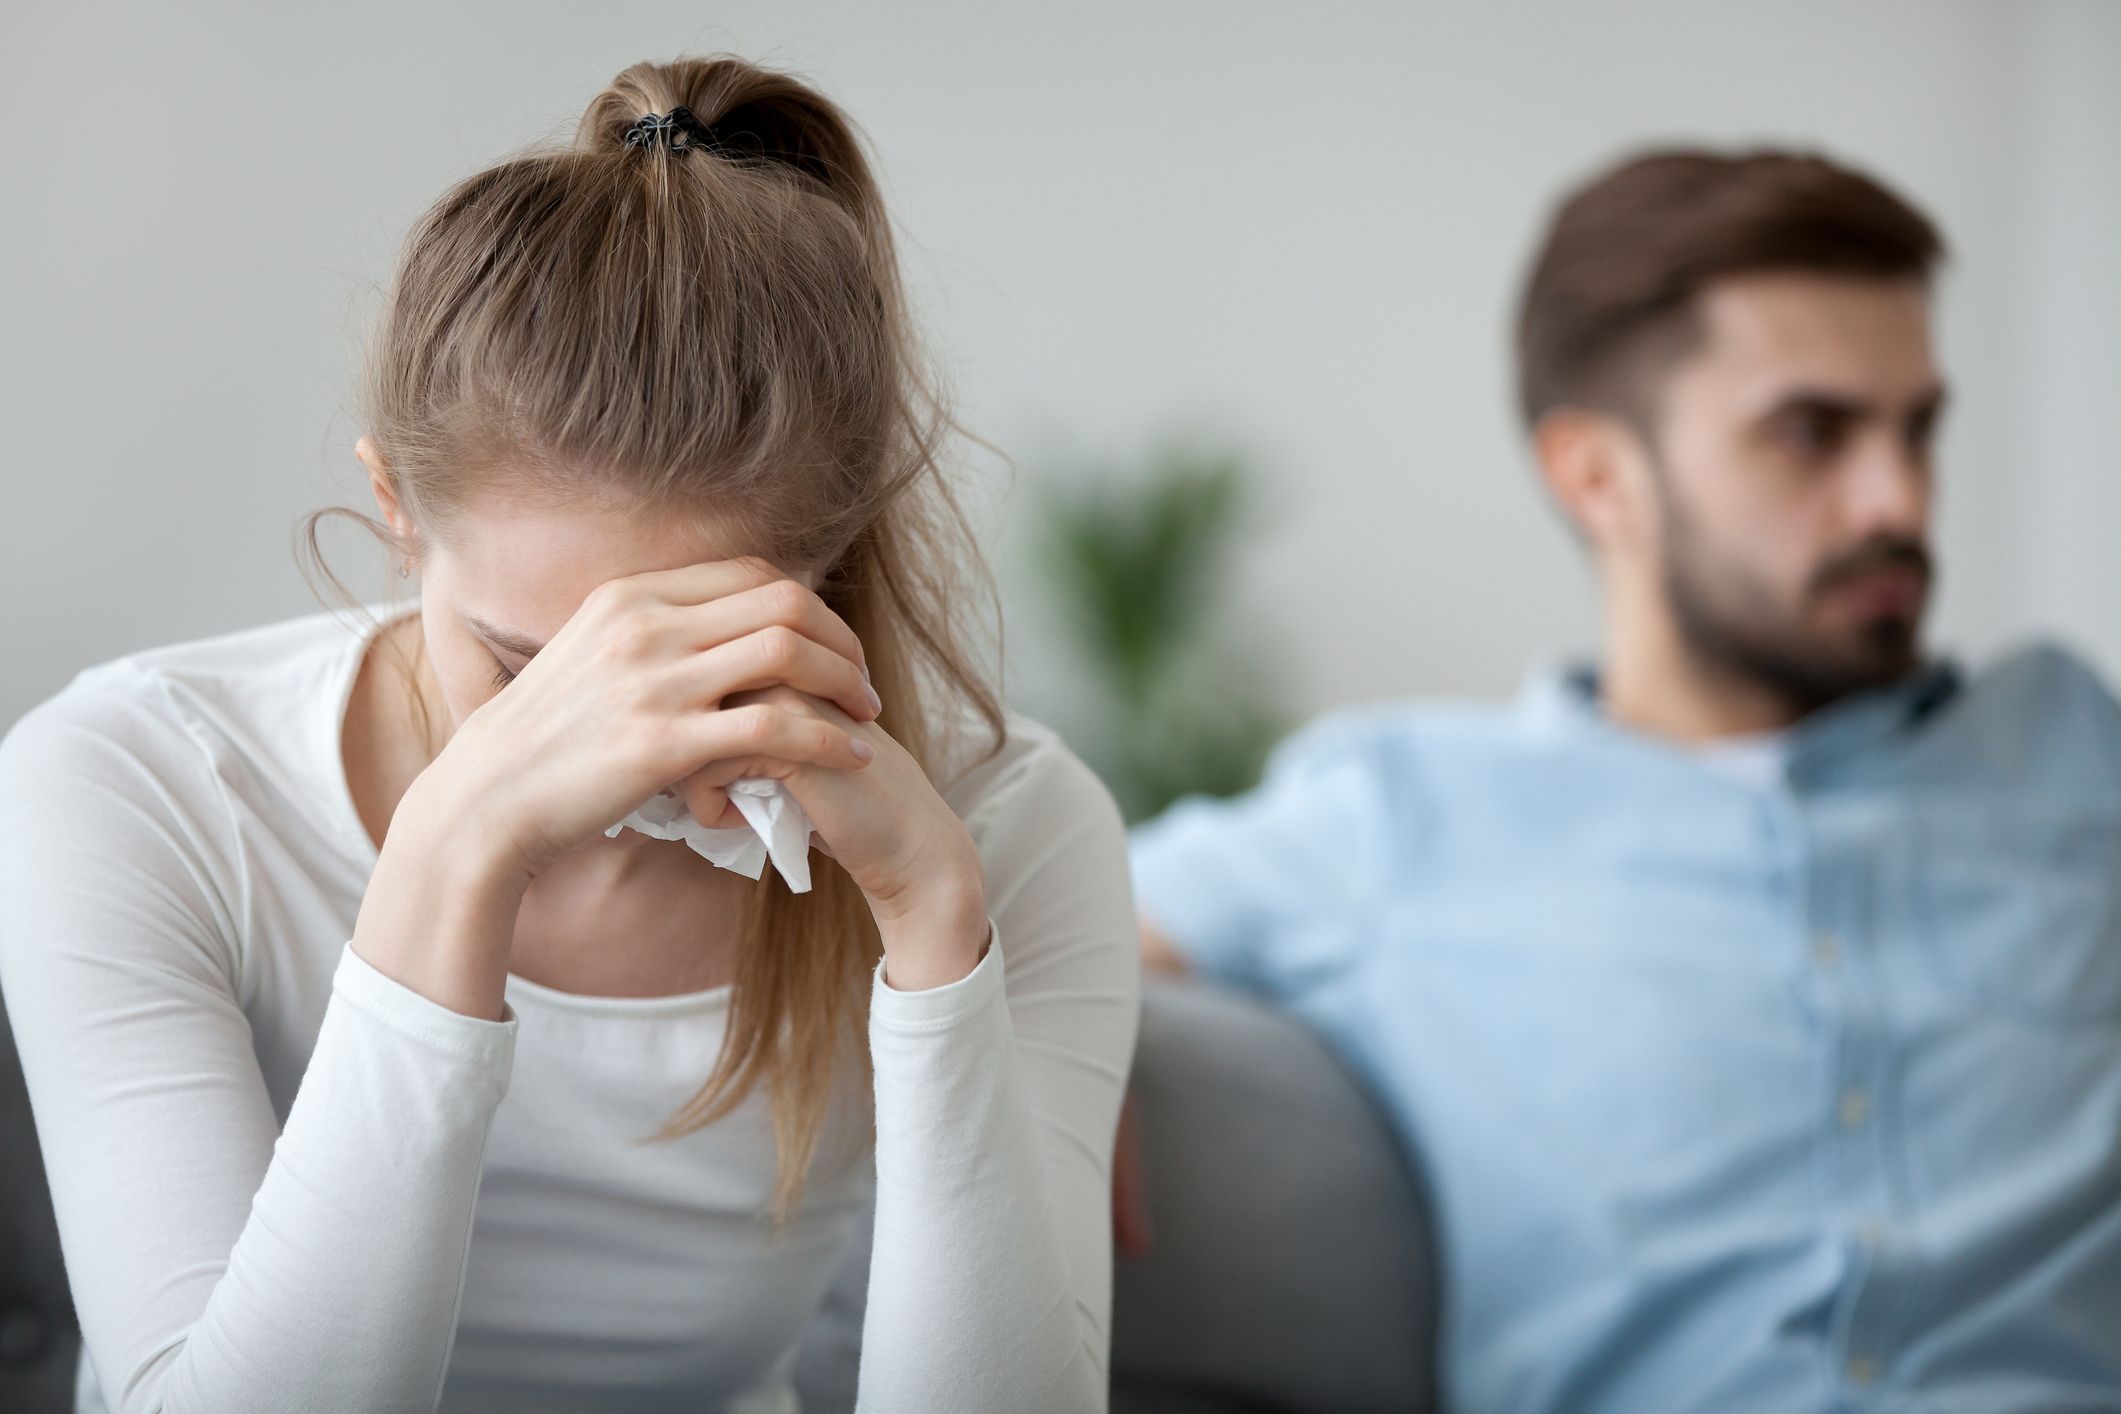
[490,659,518,690]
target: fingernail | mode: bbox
[865,685,884,716]
[850,738,875,761]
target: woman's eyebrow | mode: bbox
[465,614,546,659]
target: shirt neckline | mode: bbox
[328,599,735,1016]
[1516,655,1963,781]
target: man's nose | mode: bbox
[1843,431,1930,537]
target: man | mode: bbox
[1127,149,2121,1411]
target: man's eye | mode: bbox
[1776,410,1846,458]
[1906,409,1941,457]
[490,660,518,690]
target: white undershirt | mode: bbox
[0,602,1140,1413]
[1686,727,1791,790]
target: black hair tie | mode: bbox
[622,105,717,154]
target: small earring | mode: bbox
[398,562,411,580]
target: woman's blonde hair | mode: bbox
[298,54,1004,1216]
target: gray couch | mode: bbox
[2,978,1438,1413]
[1,1000,77,1413]
[1104,977,1437,1413]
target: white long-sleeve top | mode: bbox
[0,602,1140,1414]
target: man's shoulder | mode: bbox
[1953,640,2121,750]
[1965,640,2119,711]
[1935,640,2121,789]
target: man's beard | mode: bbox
[1656,473,1933,719]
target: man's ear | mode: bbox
[355,436,417,548]
[1530,407,1651,552]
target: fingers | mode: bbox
[670,773,736,830]
[682,577,869,681]
[609,557,867,673]
[669,691,872,822]
[666,623,879,724]
[676,701,876,782]
[615,555,786,609]
[590,559,871,704]
[723,682,856,725]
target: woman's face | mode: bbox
[359,438,811,741]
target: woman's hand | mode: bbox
[681,684,991,990]
[416,558,883,888]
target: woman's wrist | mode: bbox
[871,860,990,991]
[391,752,547,890]
[353,771,532,1021]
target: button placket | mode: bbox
[1805,801,1902,1395]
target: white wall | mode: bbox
[2,0,2114,730]
[2012,0,2121,675]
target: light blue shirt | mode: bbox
[1128,643,2121,1412]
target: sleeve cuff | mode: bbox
[869,916,1006,1031]
[332,940,518,1070]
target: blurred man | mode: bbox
[1126,149,2121,1411]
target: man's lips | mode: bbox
[1820,566,1928,618]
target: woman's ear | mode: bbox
[356,436,419,561]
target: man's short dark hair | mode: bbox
[1514,148,1947,432]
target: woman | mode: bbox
[0,55,1138,1413]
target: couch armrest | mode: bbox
[1110,976,1437,1414]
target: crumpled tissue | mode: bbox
[604,780,816,893]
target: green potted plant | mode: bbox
[1028,440,1291,824]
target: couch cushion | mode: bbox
[0,991,81,1414]
[1110,977,1437,1413]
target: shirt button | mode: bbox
[1848,1355,1880,1384]
[1812,932,1840,967]
[1838,1089,1870,1128]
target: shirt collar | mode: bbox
[1516,654,1963,779]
